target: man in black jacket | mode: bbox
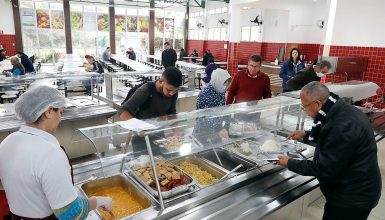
[16,52,34,73]
[287,60,331,91]
[161,42,177,69]
[277,82,381,220]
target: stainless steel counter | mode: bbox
[0,104,116,133]
[74,141,317,220]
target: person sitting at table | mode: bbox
[202,57,218,84]
[179,48,187,61]
[0,49,8,61]
[126,47,136,61]
[190,49,198,63]
[202,50,214,66]
[2,56,25,77]
[16,51,35,73]
[84,56,104,95]
[102,47,111,62]
[83,55,93,70]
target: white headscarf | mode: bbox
[210,68,231,93]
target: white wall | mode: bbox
[232,0,328,44]
[331,0,385,47]
[262,9,289,43]
[0,0,15,34]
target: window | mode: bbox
[208,28,214,40]
[241,26,262,42]
[20,1,66,63]
[250,26,262,42]
[220,28,226,41]
[214,28,220,40]
[241,26,251,41]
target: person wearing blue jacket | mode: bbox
[2,56,25,77]
[279,48,305,93]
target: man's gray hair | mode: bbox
[10,56,20,63]
[301,81,330,102]
[315,60,332,69]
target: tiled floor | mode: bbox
[302,138,385,220]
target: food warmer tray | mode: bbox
[168,154,228,188]
[127,158,197,199]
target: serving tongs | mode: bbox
[219,164,243,181]
[101,207,115,218]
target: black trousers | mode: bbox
[322,203,372,220]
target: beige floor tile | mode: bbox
[367,215,380,220]
[371,197,385,219]
[302,205,324,220]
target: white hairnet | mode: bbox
[14,85,66,123]
[210,68,231,93]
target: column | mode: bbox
[149,0,155,55]
[63,0,72,54]
[227,3,242,76]
[12,0,23,52]
[109,0,116,54]
[183,4,189,51]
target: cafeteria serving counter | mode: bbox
[71,96,319,220]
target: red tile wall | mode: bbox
[187,40,323,64]
[187,40,204,57]
[204,40,228,62]
[293,43,322,64]
[239,42,262,64]
[227,42,240,76]
[0,34,16,56]
[328,45,385,107]
[261,42,285,61]
[187,40,228,62]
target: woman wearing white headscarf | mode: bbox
[0,86,112,220]
[194,69,232,142]
[197,68,232,109]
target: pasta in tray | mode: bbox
[91,186,146,220]
[179,161,218,185]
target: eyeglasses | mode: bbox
[248,64,261,68]
[301,100,317,109]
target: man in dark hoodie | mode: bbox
[277,82,382,220]
[16,52,34,73]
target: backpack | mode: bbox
[121,81,156,117]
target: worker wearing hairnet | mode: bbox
[0,86,112,219]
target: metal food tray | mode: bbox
[196,148,258,173]
[168,155,228,188]
[228,122,258,137]
[223,143,268,167]
[78,174,154,219]
[154,135,203,155]
[246,137,306,153]
[128,159,197,199]
[224,137,306,165]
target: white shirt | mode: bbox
[0,125,77,218]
